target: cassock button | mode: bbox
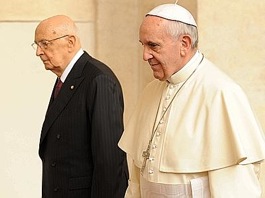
[148,169,154,174]
[149,157,154,161]
[70,85,75,90]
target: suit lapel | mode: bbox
[40,52,89,144]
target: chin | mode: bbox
[44,65,52,71]
[153,75,164,81]
[152,72,163,80]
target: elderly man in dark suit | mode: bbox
[32,15,128,198]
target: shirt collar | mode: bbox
[167,51,203,85]
[60,49,84,82]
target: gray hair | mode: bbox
[164,20,198,48]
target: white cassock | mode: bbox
[119,51,265,198]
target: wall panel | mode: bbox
[0,0,94,21]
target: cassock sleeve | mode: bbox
[208,163,262,197]
[125,156,141,198]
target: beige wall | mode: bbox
[198,0,265,130]
[1,0,264,197]
[0,0,95,21]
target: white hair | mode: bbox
[164,20,198,48]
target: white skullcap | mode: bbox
[146,4,197,27]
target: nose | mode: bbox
[36,46,44,56]
[142,46,153,61]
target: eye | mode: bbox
[40,40,49,49]
[148,42,159,48]
[147,42,161,53]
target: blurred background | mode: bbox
[1,0,264,197]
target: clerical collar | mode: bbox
[167,51,203,85]
[60,49,84,83]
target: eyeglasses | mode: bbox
[31,35,69,50]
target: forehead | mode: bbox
[35,19,61,41]
[139,16,170,42]
[35,28,54,42]
[140,16,165,32]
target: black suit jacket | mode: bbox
[39,51,128,198]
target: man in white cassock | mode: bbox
[118,3,265,198]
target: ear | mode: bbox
[180,35,192,56]
[67,35,76,51]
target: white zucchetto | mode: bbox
[146,4,197,27]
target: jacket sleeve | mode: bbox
[89,75,127,197]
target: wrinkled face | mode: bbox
[139,16,184,81]
[34,21,71,76]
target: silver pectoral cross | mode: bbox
[141,150,150,174]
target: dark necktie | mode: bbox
[54,79,63,98]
